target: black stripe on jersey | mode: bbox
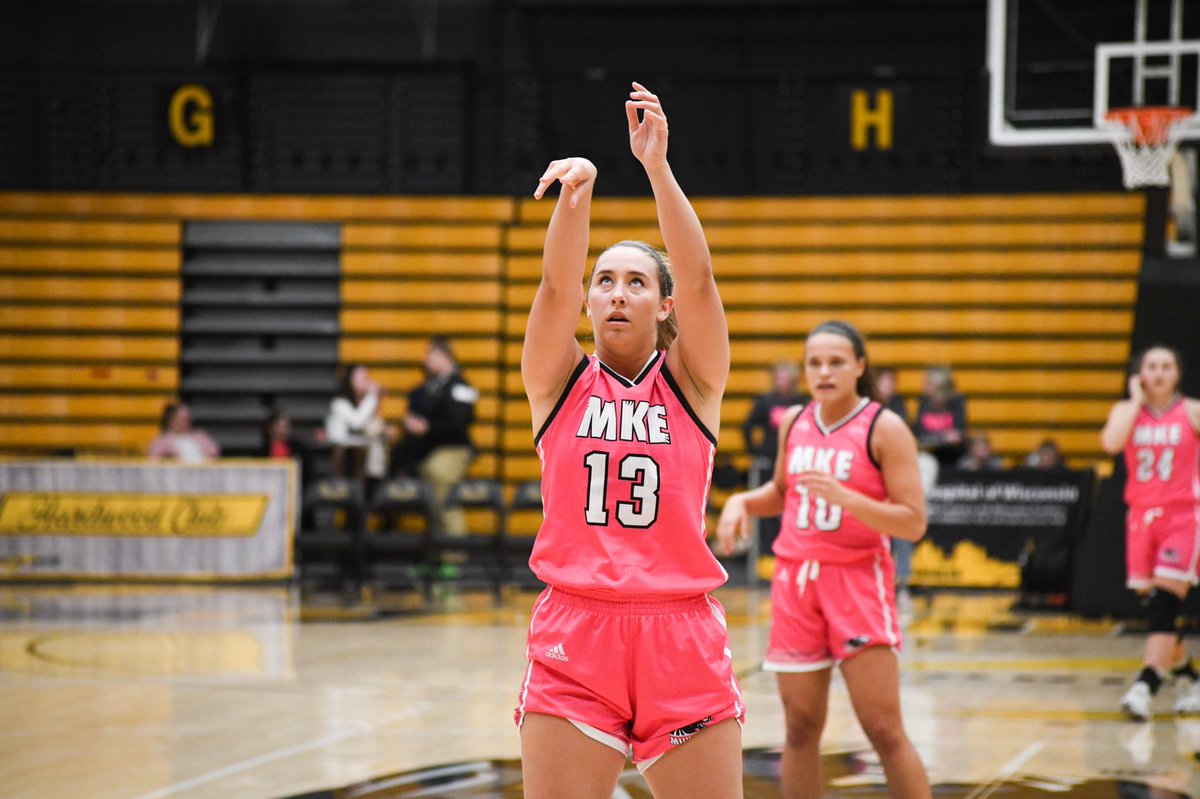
[597,350,662,387]
[813,396,871,437]
[534,355,590,447]
[660,361,718,446]
[781,403,808,446]
[864,402,884,470]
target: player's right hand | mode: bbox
[533,157,597,207]
[715,494,750,556]
[1128,374,1146,404]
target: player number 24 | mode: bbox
[1135,447,1175,483]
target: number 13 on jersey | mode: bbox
[583,451,660,529]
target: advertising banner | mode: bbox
[0,460,296,580]
[912,468,1095,588]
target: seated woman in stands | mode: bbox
[957,432,1004,471]
[912,366,968,467]
[147,402,220,463]
[324,364,392,483]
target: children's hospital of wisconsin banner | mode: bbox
[0,460,296,580]
[911,468,1095,589]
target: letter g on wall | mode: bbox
[168,84,214,148]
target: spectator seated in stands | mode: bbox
[390,337,478,537]
[740,360,803,553]
[956,432,1004,471]
[147,402,220,463]
[260,409,301,460]
[1026,438,1067,471]
[741,360,804,472]
[325,364,393,484]
[912,365,968,467]
[875,366,909,424]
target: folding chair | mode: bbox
[436,478,505,601]
[366,477,438,597]
[297,477,367,595]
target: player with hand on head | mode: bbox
[1101,345,1200,721]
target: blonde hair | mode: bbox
[594,241,678,350]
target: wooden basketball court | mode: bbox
[2,583,1198,798]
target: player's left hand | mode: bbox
[626,82,669,169]
[796,471,850,506]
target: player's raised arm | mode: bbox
[1100,375,1144,455]
[626,83,729,430]
[522,157,596,430]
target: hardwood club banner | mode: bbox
[0,460,296,580]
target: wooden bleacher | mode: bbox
[0,193,514,472]
[0,208,181,456]
[0,191,1142,526]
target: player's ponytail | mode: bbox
[809,320,878,402]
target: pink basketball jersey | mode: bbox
[773,399,891,564]
[528,352,728,595]
[1123,397,1199,509]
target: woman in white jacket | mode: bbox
[325,364,390,481]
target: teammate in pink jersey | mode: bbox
[717,320,931,799]
[516,83,743,798]
[1101,345,1200,721]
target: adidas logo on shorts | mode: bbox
[544,643,569,662]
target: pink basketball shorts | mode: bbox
[515,586,744,771]
[764,553,901,672]
[1126,503,1200,589]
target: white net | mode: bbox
[1105,109,1193,189]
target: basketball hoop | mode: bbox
[1103,106,1194,189]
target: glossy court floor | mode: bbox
[3,582,1199,799]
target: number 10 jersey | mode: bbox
[528,352,728,596]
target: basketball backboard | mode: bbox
[987,0,1200,147]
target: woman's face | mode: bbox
[876,370,897,399]
[922,371,947,405]
[773,364,798,395]
[350,366,371,397]
[970,436,991,459]
[1139,348,1181,397]
[586,247,672,353]
[804,332,864,405]
[168,405,192,434]
[270,417,291,439]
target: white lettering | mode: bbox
[834,450,854,481]
[646,404,670,444]
[813,448,835,473]
[577,397,670,443]
[621,400,649,442]
[577,397,617,441]
[788,445,854,480]
[788,446,815,474]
